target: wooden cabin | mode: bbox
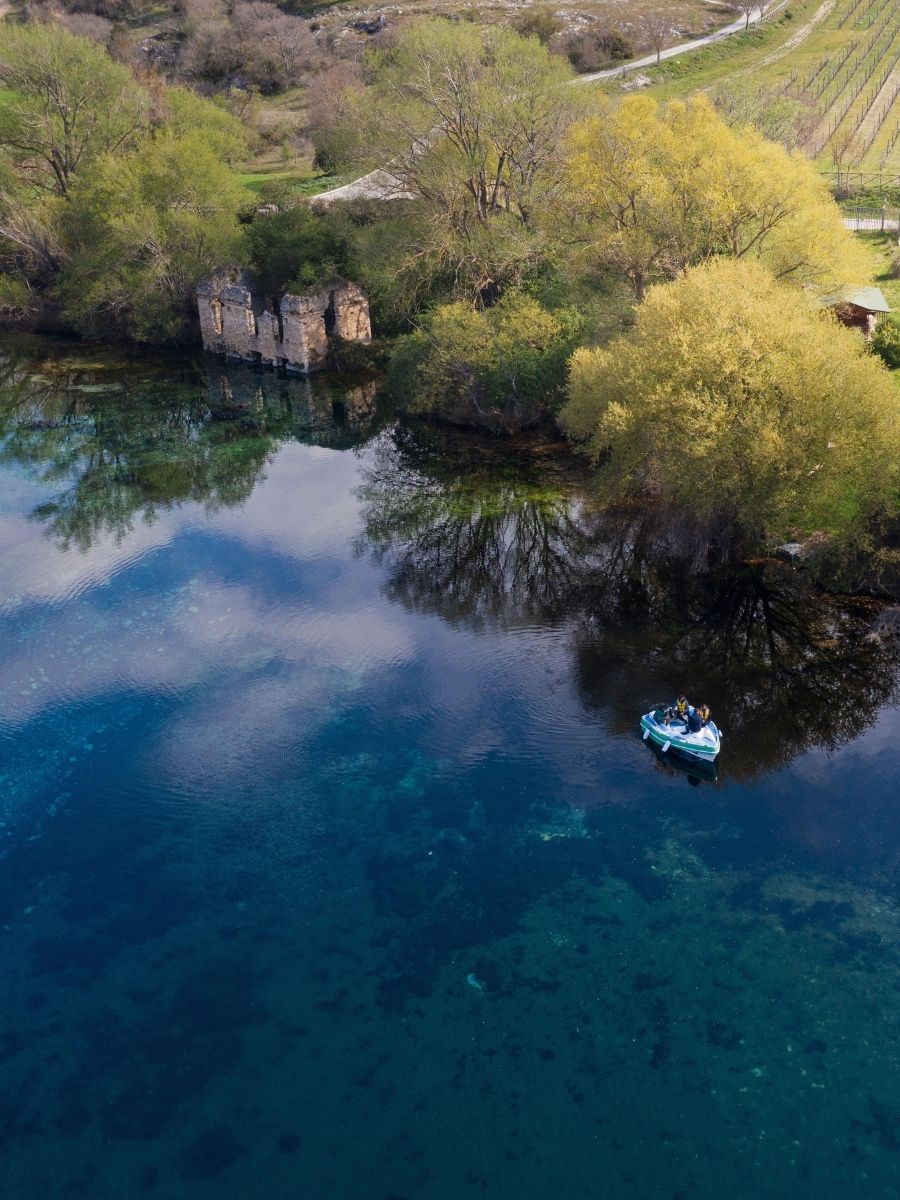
[825,286,891,339]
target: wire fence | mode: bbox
[842,205,900,230]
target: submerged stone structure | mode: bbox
[196,267,371,373]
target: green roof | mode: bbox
[824,286,891,313]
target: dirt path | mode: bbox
[753,0,835,69]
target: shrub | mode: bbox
[564,26,633,73]
[562,259,900,539]
[872,318,900,370]
[388,292,582,432]
[514,9,562,46]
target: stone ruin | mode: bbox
[196,267,371,373]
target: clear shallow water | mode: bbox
[1,336,899,1199]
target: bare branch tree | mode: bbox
[736,1,760,30]
[642,10,673,64]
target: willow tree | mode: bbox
[0,24,151,197]
[351,18,581,302]
[562,258,900,540]
[563,94,871,300]
[58,124,249,342]
[0,24,153,307]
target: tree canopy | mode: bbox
[563,94,871,300]
[0,24,249,342]
[58,125,248,341]
[562,258,900,538]
[389,292,582,432]
[0,23,151,197]
[351,19,581,301]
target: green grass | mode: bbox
[626,0,824,100]
[239,169,352,196]
[857,231,900,309]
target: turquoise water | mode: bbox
[1,337,899,1199]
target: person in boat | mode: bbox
[696,703,711,727]
[666,694,690,727]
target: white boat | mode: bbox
[639,708,722,763]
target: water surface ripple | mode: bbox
[0,337,898,1199]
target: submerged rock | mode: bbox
[868,606,900,643]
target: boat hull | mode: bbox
[640,712,721,762]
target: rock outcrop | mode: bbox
[197,267,371,373]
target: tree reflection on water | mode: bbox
[0,340,379,550]
[356,424,900,781]
[2,339,896,784]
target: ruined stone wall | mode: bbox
[196,268,371,373]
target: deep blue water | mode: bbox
[1,337,899,1199]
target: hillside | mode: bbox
[627,0,899,177]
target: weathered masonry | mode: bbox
[197,267,371,372]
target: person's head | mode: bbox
[678,693,686,702]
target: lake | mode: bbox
[1,335,899,1199]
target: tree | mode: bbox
[0,23,150,196]
[159,86,248,165]
[350,19,581,301]
[388,292,582,431]
[561,258,900,539]
[179,0,318,91]
[563,94,871,300]
[306,61,365,172]
[244,204,354,297]
[58,125,249,341]
[736,1,759,30]
[830,124,863,194]
[642,10,672,64]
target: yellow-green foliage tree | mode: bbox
[58,114,248,342]
[389,293,582,432]
[562,259,900,538]
[0,24,151,198]
[563,95,871,300]
[0,24,249,342]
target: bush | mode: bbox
[872,318,900,370]
[564,26,633,73]
[388,292,582,432]
[514,9,562,45]
[562,259,900,539]
[244,204,355,297]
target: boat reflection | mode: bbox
[643,738,719,786]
